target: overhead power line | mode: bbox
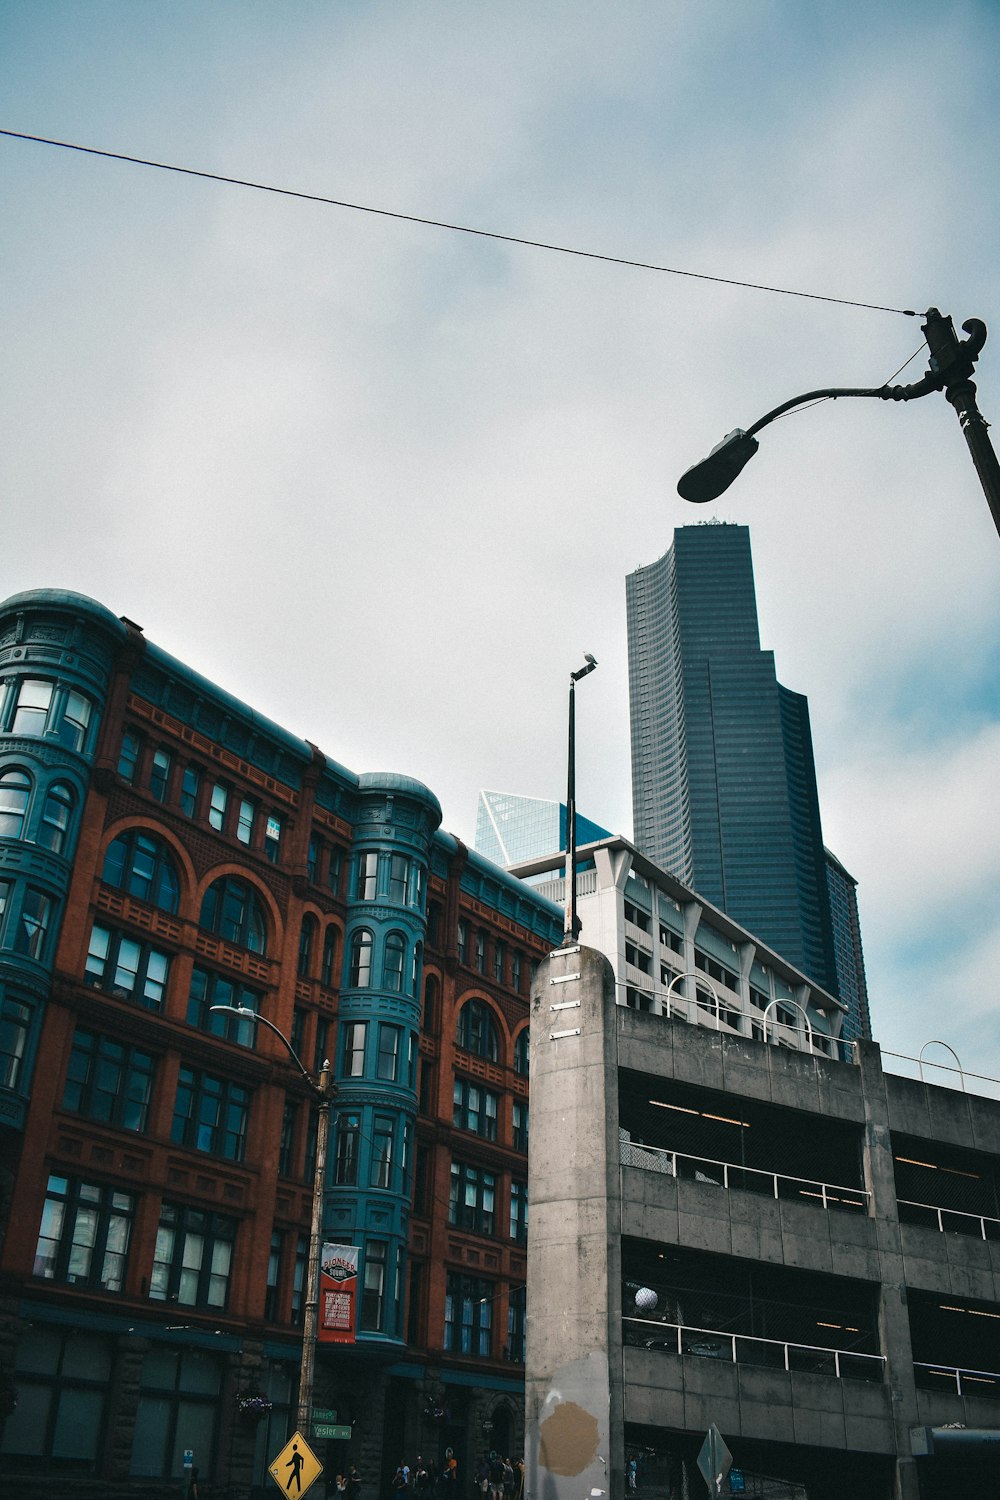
[2,128,919,317]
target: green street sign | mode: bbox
[314,1424,351,1441]
[312,1409,337,1424]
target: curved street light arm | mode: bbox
[208,1004,331,1098]
[746,385,892,437]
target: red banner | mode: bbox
[318,1243,359,1344]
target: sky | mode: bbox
[3,1,1000,1085]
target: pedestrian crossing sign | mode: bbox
[269,1431,324,1499]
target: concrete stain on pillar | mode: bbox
[538,1402,599,1476]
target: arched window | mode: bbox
[320,926,338,988]
[382,931,406,992]
[199,877,267,953]
[38,781,74,854]
[298,915,317,978]
[411,940,423,997]
[349,929,373,988]
[0,769,31,840]
[457,999,499,1062]
[514,1028,530,1077]
[103,830,180,913]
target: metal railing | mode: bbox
[623,1317,885,1383]
[619,1137,869,1214]
[914,1361,1000,1398]
[898,1198,1000,1241]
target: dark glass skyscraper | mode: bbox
[626,522,854,1005]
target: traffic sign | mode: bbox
[727,1468,745,1494]
[269,1431,324,1499]
[312,1408,337,1423]
[314,1424,352,1441]
[183,1451,194,1471]
[697,1425,732,1499]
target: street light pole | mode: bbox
[564,654,598,945]
[677,309,1000,539]
[209,1005,335,1434]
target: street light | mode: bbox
[564,653,598,944]
[677,309,1000,539]
[209,1005,336,1433]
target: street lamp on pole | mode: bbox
[677,309,1000,539]
[564,653,598,945]
[209,1005,336,1434]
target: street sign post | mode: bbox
[269,1431,324,1499]
[696,1425,732,1499]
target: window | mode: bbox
[475,929,487,973]
[314,1016,330,1072]
[456,919,468,964]
[514,1029,529,1076]
[85,923,170,1009]
[11,678,53,737]
[149,748,172,803]
[377,1023,402,1082]
[102,829,180,912]
[57,690,92,752]
[320,926,337,987]
[265,1231,284,1322]
[279,1099,298,1178]
[382,930,406,992]
[348,928,373,987]
[512,1100,529,1152]
[14,887,53,960]
[411,940,422,996]
[38,781,74,853]
[0,994,31,1088]
[1,1326,111,1474]
[264,814,282,863]
[33,1174,134,1290]
[509,1179,528,1243]
[180,764,201,817]
[171,1067,250,1160]
[449,1160,496,1234]
[453,1077,498,1140]
[361,1239,387,1332]
[62,1028,155,1132]
[149,1203,236,1308]
[298,914,317,978]
[342,1019,367,1077]
[423,974,439,1029]
[199,877,267,953]
[334,1111,360,1185]
[356,851,378,900]
[510,951,523,993]
[118,729,141,783]
[131,1344,223,1480]
[0,767,31,839]
[236,797,255,845]
[457,999,499,1061]
[328,847,343,894]
[186,967,261,1046]
[444,1271,493,1356]
[371,1114,395,1189]
[388,853,410,903]
[208,781,228,832]
[507,1284,526,1363]
[290,1233,308,1325]
[493,939,505,984]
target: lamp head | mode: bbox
[677,428,759,503]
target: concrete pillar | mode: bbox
[525,943,621,1500]
[856,1040,921,1500]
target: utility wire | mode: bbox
[2,129,919,318]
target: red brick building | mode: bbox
[0,589,562,1496]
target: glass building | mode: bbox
[475,789,611,870]
[626,522,867,1035]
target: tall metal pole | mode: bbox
[298,1061,334,1434]
[564,673,577,944]
[208,1005,336,1436]
[563,656,597,945]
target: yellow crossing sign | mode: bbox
[269,1430,324,1499]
